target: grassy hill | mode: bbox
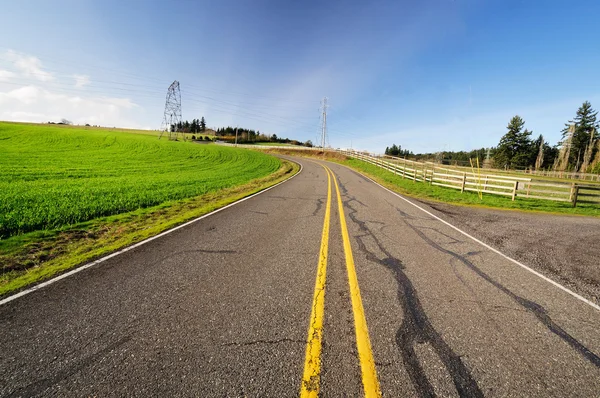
[0,122,280,238]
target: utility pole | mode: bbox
[320,97,328,149]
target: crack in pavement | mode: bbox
[221,338,305,347]
[337,180,368,208]
[418,226,462,245]
[405,222,600,369]
[181,249,238,255]
[312,198,324,217]
[343,197,484,397]
[384,199,432,221]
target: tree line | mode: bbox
[169,118,314,147]
[171,117,206,133]
[384,144,412,157]
[214,126,313,147]
[383,101,600,173]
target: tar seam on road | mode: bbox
[339,192,483,397]
[300,165,332,397]
[404,221,600,368]
[326,164,382,398]
[0,162,303,306]
[336,164,600,313]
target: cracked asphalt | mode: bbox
[1,158,600,397]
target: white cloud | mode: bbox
[1,85,43,105]
[0,84,142,127]
[73,74,90,88]
[0,50,148,128]
[0,69,16,82]
[4,50,54,82]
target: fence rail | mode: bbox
[216,143,600,207]
[338,150,600,207]
[420,160,600,182]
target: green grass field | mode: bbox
[0,122,280,239]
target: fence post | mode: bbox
[570,183,579,207]
[512,181,519,201]
[572,185,579,207]
[402,159,406,179]
[569,182,575,202]
[461,173,466,192]
[402,158,406,179]
[430,168,435,185]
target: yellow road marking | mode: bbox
[300,166,332,397]
[326,164,382,398]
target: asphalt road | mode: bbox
[1,157,599,397]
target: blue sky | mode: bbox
[1,0,600,153]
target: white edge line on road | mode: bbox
[336,164,600,312]
[0,162,303,306]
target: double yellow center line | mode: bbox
[300,164,381,398]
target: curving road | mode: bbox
[1,157,599,397]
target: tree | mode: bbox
[494,115,533,169]
[384,144,404,156]
[560,101,599,170]
[305,140,313,147]
[271,134,278,142]
[532,134,556,170]
[200,117,206,132]
[388,144,400,156]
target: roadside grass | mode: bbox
[0,122,277,238]
[255,148,600,217]
[0,160,299,297]
[342,158,600,216]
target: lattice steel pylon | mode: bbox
[159,81,182,140]
[320,97,328,149]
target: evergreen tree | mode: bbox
[560,101,599,169]
[494,115,533,169]
[200,117,206,132]
[384,144,402,156]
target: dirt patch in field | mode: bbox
[420,201,600,302]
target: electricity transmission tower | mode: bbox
[320,97,328,149]
[159,81,182,140]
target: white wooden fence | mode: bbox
[218,143,600,207]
